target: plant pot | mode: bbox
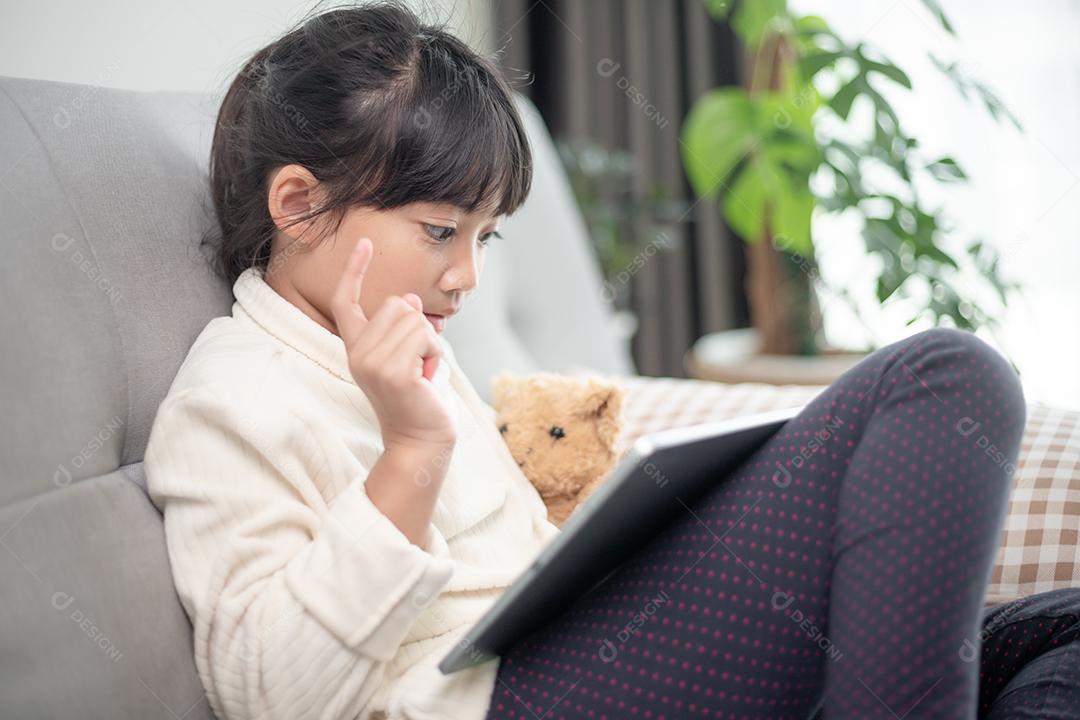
[685,327,868,386]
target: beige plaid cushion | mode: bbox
[569,370,1080,606]
[990,403,1080,604]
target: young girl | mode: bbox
[145,3,1068,719]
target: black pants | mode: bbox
[486,328,1030,718]
[804,587,1080,719]
[976,587,1080,719]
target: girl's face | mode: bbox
[264,164,502,339]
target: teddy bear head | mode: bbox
[491,371,625,526]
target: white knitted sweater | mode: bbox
[145,266,561,720]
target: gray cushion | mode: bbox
[0,471,212,719]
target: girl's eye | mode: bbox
[423,224,455,242]
[423,224,503,246]
[478,230,503,246]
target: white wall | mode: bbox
[792,0,1080,409]
[0,0,494,94]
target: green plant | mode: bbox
[682,0,1021,353]
[556,138,690,310]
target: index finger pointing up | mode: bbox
[332,237,373,338]
[349,237,372,308]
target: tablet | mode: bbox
[438,404,803,674]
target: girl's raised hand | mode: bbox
[331,237,457,451]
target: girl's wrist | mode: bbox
[381,439,455,486]
[365,442,453,548]
[382,427,456,456]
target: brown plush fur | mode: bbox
[491,371,626,527]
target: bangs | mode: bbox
[208,1,534,286]
[353,35,533,219]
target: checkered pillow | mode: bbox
[988,403,1080,603]
[569,370,1080,606]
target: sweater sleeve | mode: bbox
[144,385,454,720]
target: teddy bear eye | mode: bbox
[498,423,508,435]
[549,426,565,440]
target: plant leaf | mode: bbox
[680,88,757,199]
[723,156,771,243]
[926,156,968,182]
[772,179,815,254]
[759,90,818,146]
[829,77,863,120]
[861,57,912,89]
[862,85,900,131]
[855,45,913,89]
[929,53,1023,131]
[917,243,960,269]
[919,0,956,35]
[800,50,844,79]
[731,0,788,47]
[704,0,734,21]
[795,14,834,37]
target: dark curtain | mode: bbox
[491,0,748,377]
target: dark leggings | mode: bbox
[484,327,1028,719]
[977,587,1080,719]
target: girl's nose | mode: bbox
[443,247,481,293]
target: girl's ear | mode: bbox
[267,163,325,242]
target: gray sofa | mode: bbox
[0,75,634,719]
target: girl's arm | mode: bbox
[364,441,454,550]
[145,385,454,720]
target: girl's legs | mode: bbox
[484,327,1026,720]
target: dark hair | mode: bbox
[201,0,533,286]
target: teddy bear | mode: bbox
[491,371,627,527]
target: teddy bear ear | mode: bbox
[582,383,624,418]
[578,383,623,446]
[492,372,524,408]
[598,391,624,448]
[491,373,509,407]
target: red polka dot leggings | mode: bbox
[484,327,1027,719]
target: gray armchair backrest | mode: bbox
[0,74,632,719]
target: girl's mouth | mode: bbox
[424,313,446,333]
